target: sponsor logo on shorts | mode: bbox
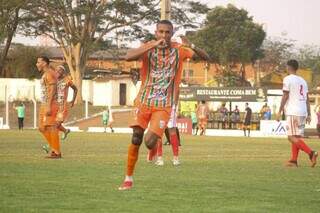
[159,120,165,129]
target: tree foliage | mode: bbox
[190,4,265,65]
[0,0,28,77]
[188,4,266,87]
[23,0,208,103]
[259,37,294,74]
[6,44,45,79]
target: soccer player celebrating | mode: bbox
[277,59,318,167]
[118,19,209,190]
[55,65,78,140]
[36,56,61,158]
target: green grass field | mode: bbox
[0,130,319,213]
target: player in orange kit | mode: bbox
[55,65,78,140]
[36,56,61,158]
[118,19,209,190]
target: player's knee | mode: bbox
[144,132,159,150]
[131,127,144,145]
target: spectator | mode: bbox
[265,105,272,120]
[102,106,114,133]
[231,105,240,129]
[260,103,272,120]
[219,103,228,129]
[13,102,25,130]
[190,105,198,135]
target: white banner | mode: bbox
[260,120,287,136]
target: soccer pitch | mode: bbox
[0,130,319,212]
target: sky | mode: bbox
[200,0,320,45]
[13,0,320,46]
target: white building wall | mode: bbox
[0,78,138,107]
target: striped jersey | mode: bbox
[40,70,57,105]
[56,75,74,112]
[136,42,194,108]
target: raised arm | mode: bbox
[180,36,210,61]
[125,39,165,61]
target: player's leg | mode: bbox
[243,124,247,136]
[119,106,150,190]
[39,106,52,153]
[108,122,114,133]
[119,126,145,190]
[169,127,180,165]
[286,116,317,167]
[46,125,61,158]
[46,105,61,158]
[176,127,181,146]
[155,138,164,166]
[164,127,170,145]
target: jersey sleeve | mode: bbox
[282,77,290,91]
[180,46,194,60]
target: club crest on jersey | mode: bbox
[159,120,165,129]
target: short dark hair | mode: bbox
[39,56,50,65]
[287,59,299,71]
[201,100,205,104]
[157,19,173,29]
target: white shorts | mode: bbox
[167,104,178,128]
[286,115,305,136]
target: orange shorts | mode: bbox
[56,109,68,122]
[130,105,171,137]
[198,118,208,127]
[39,104,58,129]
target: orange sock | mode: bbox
[49,129,60,154]
[296,139,312,155]
[41,130,52,147]
[291,143,299,161]
[127,144,140,176]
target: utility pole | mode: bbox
[161,0,171,20]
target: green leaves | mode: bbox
[189,4,266,65]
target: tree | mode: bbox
[259,37,294,74]
[295,45,320,88]
[24,0,208,103]
[189,4,266,86]
[0,0,28,77]
[6,44,46,79]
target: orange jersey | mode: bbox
[56,75,73,112]
[136,42,194,108]
[197,104,209,119]
[40,69,58,107]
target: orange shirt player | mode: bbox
[36,56,61,159]
[118,19,210,190]
[55,65,78,140]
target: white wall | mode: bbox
[0,78,139,107]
